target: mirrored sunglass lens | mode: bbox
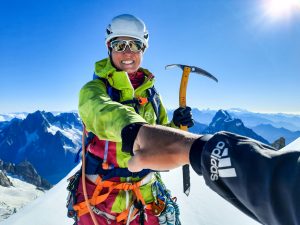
[129,41,143,51]
[111,41,126,52]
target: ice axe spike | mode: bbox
[165,64,218,196]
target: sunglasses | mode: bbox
[110,40,144,52]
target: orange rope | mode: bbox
[81,125,99,225]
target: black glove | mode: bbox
[172,106,194,128]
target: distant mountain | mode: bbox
[189,121,207,134]
[0,113,28,122]
[202,110,269,144]
[0,111,82,184]
[167,108,217,125]
[168,108,300,131]
[0,159,52,190]
[0,121,10,132]
[188,108,217,125]
[168,108,300,143]
[228,110,300,131]
[251,124,300,144]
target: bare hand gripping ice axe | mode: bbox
[165,64,218,196]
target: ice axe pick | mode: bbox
[165,64,218,196]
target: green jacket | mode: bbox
[79,58,173,142]
[78,58,174,213]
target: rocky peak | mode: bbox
[23,110,51,133]
[0,170,13,187]
[0,159,52,190]
[272,137,286,150]
[204,110,269,144]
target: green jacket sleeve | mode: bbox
[78,79,146,142]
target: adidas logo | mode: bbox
[210,141,237,181]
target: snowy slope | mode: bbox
[281,136,300,151]
[0,175,44,222]
[2,135,299,225]
[0,165,260,225]
[0,166,79,225]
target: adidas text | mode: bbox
[210,141,237,181]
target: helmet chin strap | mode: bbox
[108,52,118,71]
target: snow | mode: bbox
[161,169,260,225]
[47,125,82,153]
[47,124,61,135]
[281,136,300,151]
[236,121,242,126]
[0,175,44,222]
[0,166,79,225]
[0,165,259,225]
[0,113,27,122]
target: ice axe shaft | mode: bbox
[165,64,218,196]
[179,66,191,131]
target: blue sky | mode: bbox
[1,0,300,114]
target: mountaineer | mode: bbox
[66,14,193,225]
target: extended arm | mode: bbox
[127,125,300,225]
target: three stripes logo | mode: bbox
[210,141,237,181]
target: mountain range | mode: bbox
[0,111,82,184]
[201,110,269,144]
[0,109,299,223]
[189,108,300,131]
[1,108,300,185]
[168,108,300,144]
[251,124,300,144]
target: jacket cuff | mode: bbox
[189,135,213,175]
[121,123,147,155]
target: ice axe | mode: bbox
[165,64,218,196]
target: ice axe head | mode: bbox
[165,64,218,110]
[165,64,218,83]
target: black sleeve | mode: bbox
[192,131,300,225]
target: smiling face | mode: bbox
[110,37,144,74]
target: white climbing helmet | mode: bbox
[105,14,149,48]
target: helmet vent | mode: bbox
[106,28,112,35]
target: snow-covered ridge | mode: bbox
[0,113,28,122]
[0,110,82,184]
[0,175,45,222]
[47,125,82,153]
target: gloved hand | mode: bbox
[172,107,194,128]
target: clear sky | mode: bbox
[1,0,300,114]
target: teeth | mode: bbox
[121,60,133,65]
